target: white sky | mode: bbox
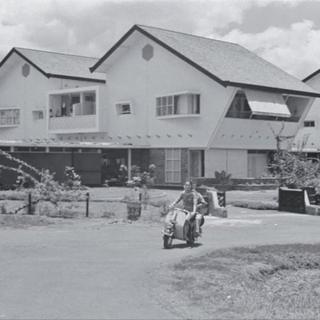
[0,0,320,79]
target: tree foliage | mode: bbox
[269,150,320,189]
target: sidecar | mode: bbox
[162,208,196,249]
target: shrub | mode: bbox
[231,200,278,210]
[0,203,7,214]
[214,170,232,185]
[269,150,320,189]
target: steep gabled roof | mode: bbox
[303,69,320,83]
[0,47,106,83]
[91,24,319,97]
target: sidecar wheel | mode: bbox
[163,235,173,249]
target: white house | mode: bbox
[89,24,319,184]
[293,69,320,156]
[0,47,108,184]
[0,25,319,187]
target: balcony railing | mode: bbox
[49,114,97,132]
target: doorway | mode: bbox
[189,150,204,178]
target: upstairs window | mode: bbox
[32,110,44,120]
[116,102,132,115]
[226,91,251,119]
[226,90,298,122]
[156,93,200,117]
[304,120,315,127]
[0,108,20,126]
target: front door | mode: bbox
[189,150,204,178]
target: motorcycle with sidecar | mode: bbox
[162,207,199,249]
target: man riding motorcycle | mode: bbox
[169,181,207,237]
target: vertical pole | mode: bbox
[223,191,226,207]
[86,192,89,217]
[128,148,132,180]
[28,192,32,215]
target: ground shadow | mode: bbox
[169,242,203,250]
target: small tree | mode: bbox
[0,150,84,212]
[268,124,320,189]
[269,150,320,189]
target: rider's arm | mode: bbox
[197,193,207,207]
[191,192,197,215]
[170,192,183,208]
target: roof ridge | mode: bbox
[136,24,240,47]
[14,47,100,60]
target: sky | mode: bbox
[0,0,320,80]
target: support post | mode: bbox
[128,148,132,180]
[85,192,89,217]
[28,192,32,215]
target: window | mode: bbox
[0,108,20,126]
[165,149,181,183]
[116,102,132,115]
[156,93,200,117]
[226,90,298,122]
[85,93,95,102]
[32,110,44,120]
[226,91,253,119]
[304,120,315,127]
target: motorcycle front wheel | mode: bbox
[186,224,195,247]
[163,235,173,249]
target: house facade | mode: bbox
[0,25,319,187]
[89,25,318,184]
[293,70,320,155]
[0,48,110,185]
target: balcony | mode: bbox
[48,86,99,133]
[49,114,97,132]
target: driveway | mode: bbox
[1,207,320,319]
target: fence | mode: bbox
[0,190,169,221]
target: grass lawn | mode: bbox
[164,243,320,319]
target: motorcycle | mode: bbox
[162,207,199,249]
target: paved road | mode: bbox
[1,207,320,319]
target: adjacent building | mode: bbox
[293,69,320,156]
[0,25,319,186]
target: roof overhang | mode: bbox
[303,69,320,83]
[0,139,148,149]
[225,81,320,98]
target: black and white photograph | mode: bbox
[1,0,320,319]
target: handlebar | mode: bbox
[171,207,189,213]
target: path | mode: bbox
[1,207,320,319]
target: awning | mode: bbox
[245,89,291,118]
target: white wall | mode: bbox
[303,75,320,123]
[292,75,320,150]
[103,35,234,148]
[205,149,248,178]
[211,118,298,150]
